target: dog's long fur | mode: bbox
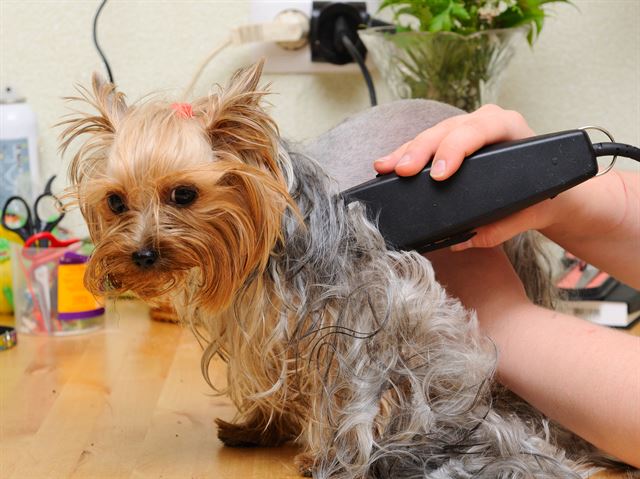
[60,62,631,478]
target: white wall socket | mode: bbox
[249,0,380,74]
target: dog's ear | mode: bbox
[221,59,265,104]
[58,73,128,186]
[195,60,281,176]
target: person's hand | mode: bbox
[426,247,532,330]
[373,104,561,251]
[374,104,534,179]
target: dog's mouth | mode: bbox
[86,234,246,311]
[87,248,197,301]
[102,267,191,301]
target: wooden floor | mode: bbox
[0,300,634,478]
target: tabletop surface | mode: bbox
[0,300,636,479]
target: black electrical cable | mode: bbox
[593,142,640,162]
[341,34,377,107]
[93,0,114,83]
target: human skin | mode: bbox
[376,104,640,466]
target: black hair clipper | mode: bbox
[342,129,640,253]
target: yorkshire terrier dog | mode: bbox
[60,62,627,478]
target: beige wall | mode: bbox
[1,0,638,184]
[500,0,639,171]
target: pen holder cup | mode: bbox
[11,243,104,336]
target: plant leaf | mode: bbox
[377,0,570,39]
[451,2,470,20]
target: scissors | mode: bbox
[1,175,64,244]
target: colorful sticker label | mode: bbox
[57,263,104,320]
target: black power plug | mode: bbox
[310,2,369,65]
[310,2,380,106]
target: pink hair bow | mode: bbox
[171,102,194,119]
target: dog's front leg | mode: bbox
[293,450,317,477]
[216,406,301,448]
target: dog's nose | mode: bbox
[132,248,159,269]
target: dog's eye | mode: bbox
[107,193,127,214]
[170,186,197,206]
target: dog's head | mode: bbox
[60,62,291,311]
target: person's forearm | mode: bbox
[541,170,640,288]
[481,303,640,467]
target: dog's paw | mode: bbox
[215,416,298,448]
[294,452,315,477]
[215,418,263,447]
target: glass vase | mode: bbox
[359,26,526,112]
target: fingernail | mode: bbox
[397,154,411,167]
[451,239,473,252]
[430,159,446,178]
[374,156,390,165]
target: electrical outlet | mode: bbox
[249,0,378,73]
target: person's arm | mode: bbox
[428,247,640,467]
[375,104,640,288]
[535,169,640,288]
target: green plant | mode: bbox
[379,0,569,44]
[360,26,524,110]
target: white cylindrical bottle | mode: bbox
[0,86,40,204]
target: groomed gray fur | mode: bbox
[304,99,460,191]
